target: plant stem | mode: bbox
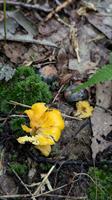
[3,0,7,41]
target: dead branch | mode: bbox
[0,0,52,12]
[0,193,87,199]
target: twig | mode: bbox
[70,25,81,63]
[52,84,65,103]
[73,172,105,195]
[87,34,105,43]
[0,115,26,122]
[0,0,52,12]
[55,13,70,27]
[9,165,36,200]
[0,175,87,199]
[96,13,112,17]
[33,165,55,195]
[65,175,78,200]
[55,14,80,62]
[0,193,87,199]
[2,105,16,125]
[62,113,81,120]
[9,101,31,108]
[45,0,73,21]
[0,35,57,48]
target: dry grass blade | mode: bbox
[33,165,55,195]
[70,26,80,63]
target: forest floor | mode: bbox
[0,0,112,200]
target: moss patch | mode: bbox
[9,162,28,176]
[0,66,52,113]
[87,167,112,200]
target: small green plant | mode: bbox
[9,162,28,176]
[75,53,112,92]
[0,66,52,113]
[3,0,7,40]
[88,167,112,200]
[10,117,26,137]
[75,64,112,91]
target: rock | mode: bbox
[64,84,88,103]
[28,167,37,184]
[38,65,58,83]
[0,175,18,195]
[0,64,16,82]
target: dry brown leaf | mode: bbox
[87,13,112,40]
[3,43,27,64]
[91,81,112,160]
[57,47,68,73]
[59,73,73,85]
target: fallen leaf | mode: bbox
[91,81,112,160]
[87,13,112,40]
[57,47,68,73]
[0,17,18,37]
[3,43,27,64]
[8,11,37,37]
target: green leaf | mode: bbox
[75,64,112,91]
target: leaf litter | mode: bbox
[0,0,112,199]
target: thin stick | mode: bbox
[9,101,81,120]
[33,165,55,195]
[0,0,52,12]
[45,0,73,21]
[9,101,31,108]
[0,193,87,199]
[62,113,81,120]
[2,105,16,125]
[52,84,65,103]
[9,165,36,200]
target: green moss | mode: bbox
[40,163,53,172]
[0,66,52,113]
[10,117,26,137]
[87,167,112,200]
[9,162,28,176]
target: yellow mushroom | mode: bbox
[75,100,93,119]
[17,103,64,157]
